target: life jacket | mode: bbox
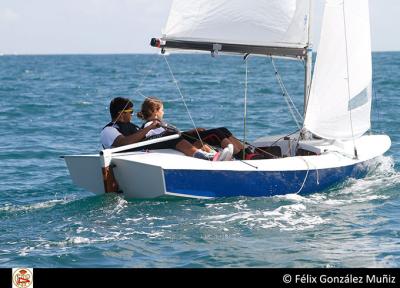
[140,120,179,132]
[103,121,140,136]
[140,120,180,140]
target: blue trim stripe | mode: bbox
[164,162,369,198]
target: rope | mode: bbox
[162,55,206,149]
[323,149,357,160]
[230,136,279,159]
[295,157,320,195]
[296,160,310,194]
[131,54,258,167]
[270,57,303,129]
[133,55,161,96]
[269,129,301,147]
[112,56,162,125]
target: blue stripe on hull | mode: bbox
[164,161,370,198]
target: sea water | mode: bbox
[0,53,399,267]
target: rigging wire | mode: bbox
[112,55,162,125]
[372,74,383,133]
[133,55,162,96]
[130,54,259,165]
[243,56,249,160]
[125,54,209,151]
[270,57,303,129]
[162,54,206,149]
[269,129,301,148]
[156,54,274,166]
[342,2,358,159]
[111,56,163,125]
[129,54,309,166]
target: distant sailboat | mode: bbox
[64,0,390,199]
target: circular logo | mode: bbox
[12,268,33,288]
[283,274,292,284]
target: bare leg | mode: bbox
[228,136,244,153]
[175,140,198,156]
[221,138,243,154]
[220,138,230,148]
[193,140,212,152]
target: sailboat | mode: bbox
[64,0,390,199]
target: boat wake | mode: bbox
[4,157,397,265]
[200,200,325,232]
[329,155,399,199]
[195,156,399,233]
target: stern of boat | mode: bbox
[63,152,168,199]
[63,155,105,195]
[111,156,167,199]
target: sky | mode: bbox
[0,0,399,55]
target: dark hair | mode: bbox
[137,97,163,120]
[109,97,133,119]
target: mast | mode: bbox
[304,0,313,117]
[304,49,312,117]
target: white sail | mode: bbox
[163,0,310,49]
[304,0,372,140]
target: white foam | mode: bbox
[197,157,399,233]
[18,246,34,256]
[106,197,128,215]
[201,202,325,231]
[124,217,144,223]
[275,193,317,204]
[0,198,71,213]
[78,101,92,105]
[67,236,91,244]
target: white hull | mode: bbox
[63,134,391,199]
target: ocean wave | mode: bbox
[202,201,325,231]
[75,101,93,105]
[110,197,128,214]
[195,156,399,233]
[0,198,72,213]
[332,156,400,200]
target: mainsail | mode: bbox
[304,0,372,140]
[156,0,311,58]
[155,0,372,140]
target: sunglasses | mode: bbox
[120,109,133,114]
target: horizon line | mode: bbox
[1,50,399,57]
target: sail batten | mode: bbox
[159,0,311,56]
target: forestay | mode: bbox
[160,0,311,57]
[304,0,372,140]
